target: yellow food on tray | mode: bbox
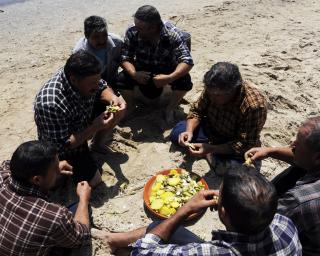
[149,169,205,217]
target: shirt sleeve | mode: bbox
[278,194,320,251]
[34,102,71,152]
[51,207,91,248]
[72,38,87,54]
[0,161,11,184]
[120,27,136,63]
[131,233,220,256]
[229,106,267,154]
[187,91,209,121]
[171,32,194,66]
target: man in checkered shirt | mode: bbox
[170,62,267,174]
[246,116,320,255]
[34,50,126,187]
[0,141,91,256]
[117,5,194,123]
[91,167,302,255]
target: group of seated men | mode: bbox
[0,4,319,256]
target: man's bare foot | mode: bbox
[91,227,147,253]
[91,228,117,253]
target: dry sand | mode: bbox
[1,0,320,255]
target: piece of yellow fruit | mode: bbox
[152,182,162,192]
[169,169,178,175]
[156,190,165,196]
[170,201,180,208]
[168,177,181,186]
[160,191,174,199]
[159,206,175,216]
[150,199,164,210]
[156,174,166,183]
[149,196,156,203]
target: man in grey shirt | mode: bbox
[73,15,123,89]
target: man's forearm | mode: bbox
[74,199,90,227]
[149,208,188,242]
[266,146,295,164]
[186,118,200,133]
[121,61,137,78]
[100,87,118,104]
[168,63,192,82]
[68,124,98,149]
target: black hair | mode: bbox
[134,5,162,26]
[64,50,102,79]
[84,15,107,38]
[221,166,278,235]
[10,141,57,183]
[203,62,242,90]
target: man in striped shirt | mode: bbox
[0,141,91,256]
[246,116,320,255]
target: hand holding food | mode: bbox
[243,154,255,167]
[178,131,193,147]
[185,141,196,150]
[179,190,219,216]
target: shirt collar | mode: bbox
[212,223,271,244]
[159,21,170,39]
[297,170,320,185]
[60,69,82,100]
[9,177,48,200]
[107,34,116,49]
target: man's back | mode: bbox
[0,161,90,256]
[278,172,320,256]
[131,214,301,256]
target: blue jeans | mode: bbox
[170,121,209,144]
[147,221,204,244]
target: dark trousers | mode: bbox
[117,68,193,99]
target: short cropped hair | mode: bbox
[84,15,107,38]
[302,116,320,152]
[10,141,57,183]
[221,166,278,235]
[64,50,102,79]
[134,5,162,26]
[203,62,243,90]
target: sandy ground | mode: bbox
[1,0,320,255]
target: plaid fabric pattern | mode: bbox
[187,82,267,154]
[34,68,107,157]
[121,21,193,71]
[278,172,320,255]
[0,161,90,256]
[131,214,301,256]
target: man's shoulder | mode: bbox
[36,70,67,106]
[73,37,89,53]
[108,32,123,43]
[125,25,138,37]
[242,81,267,110]
[288,177,320,204]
